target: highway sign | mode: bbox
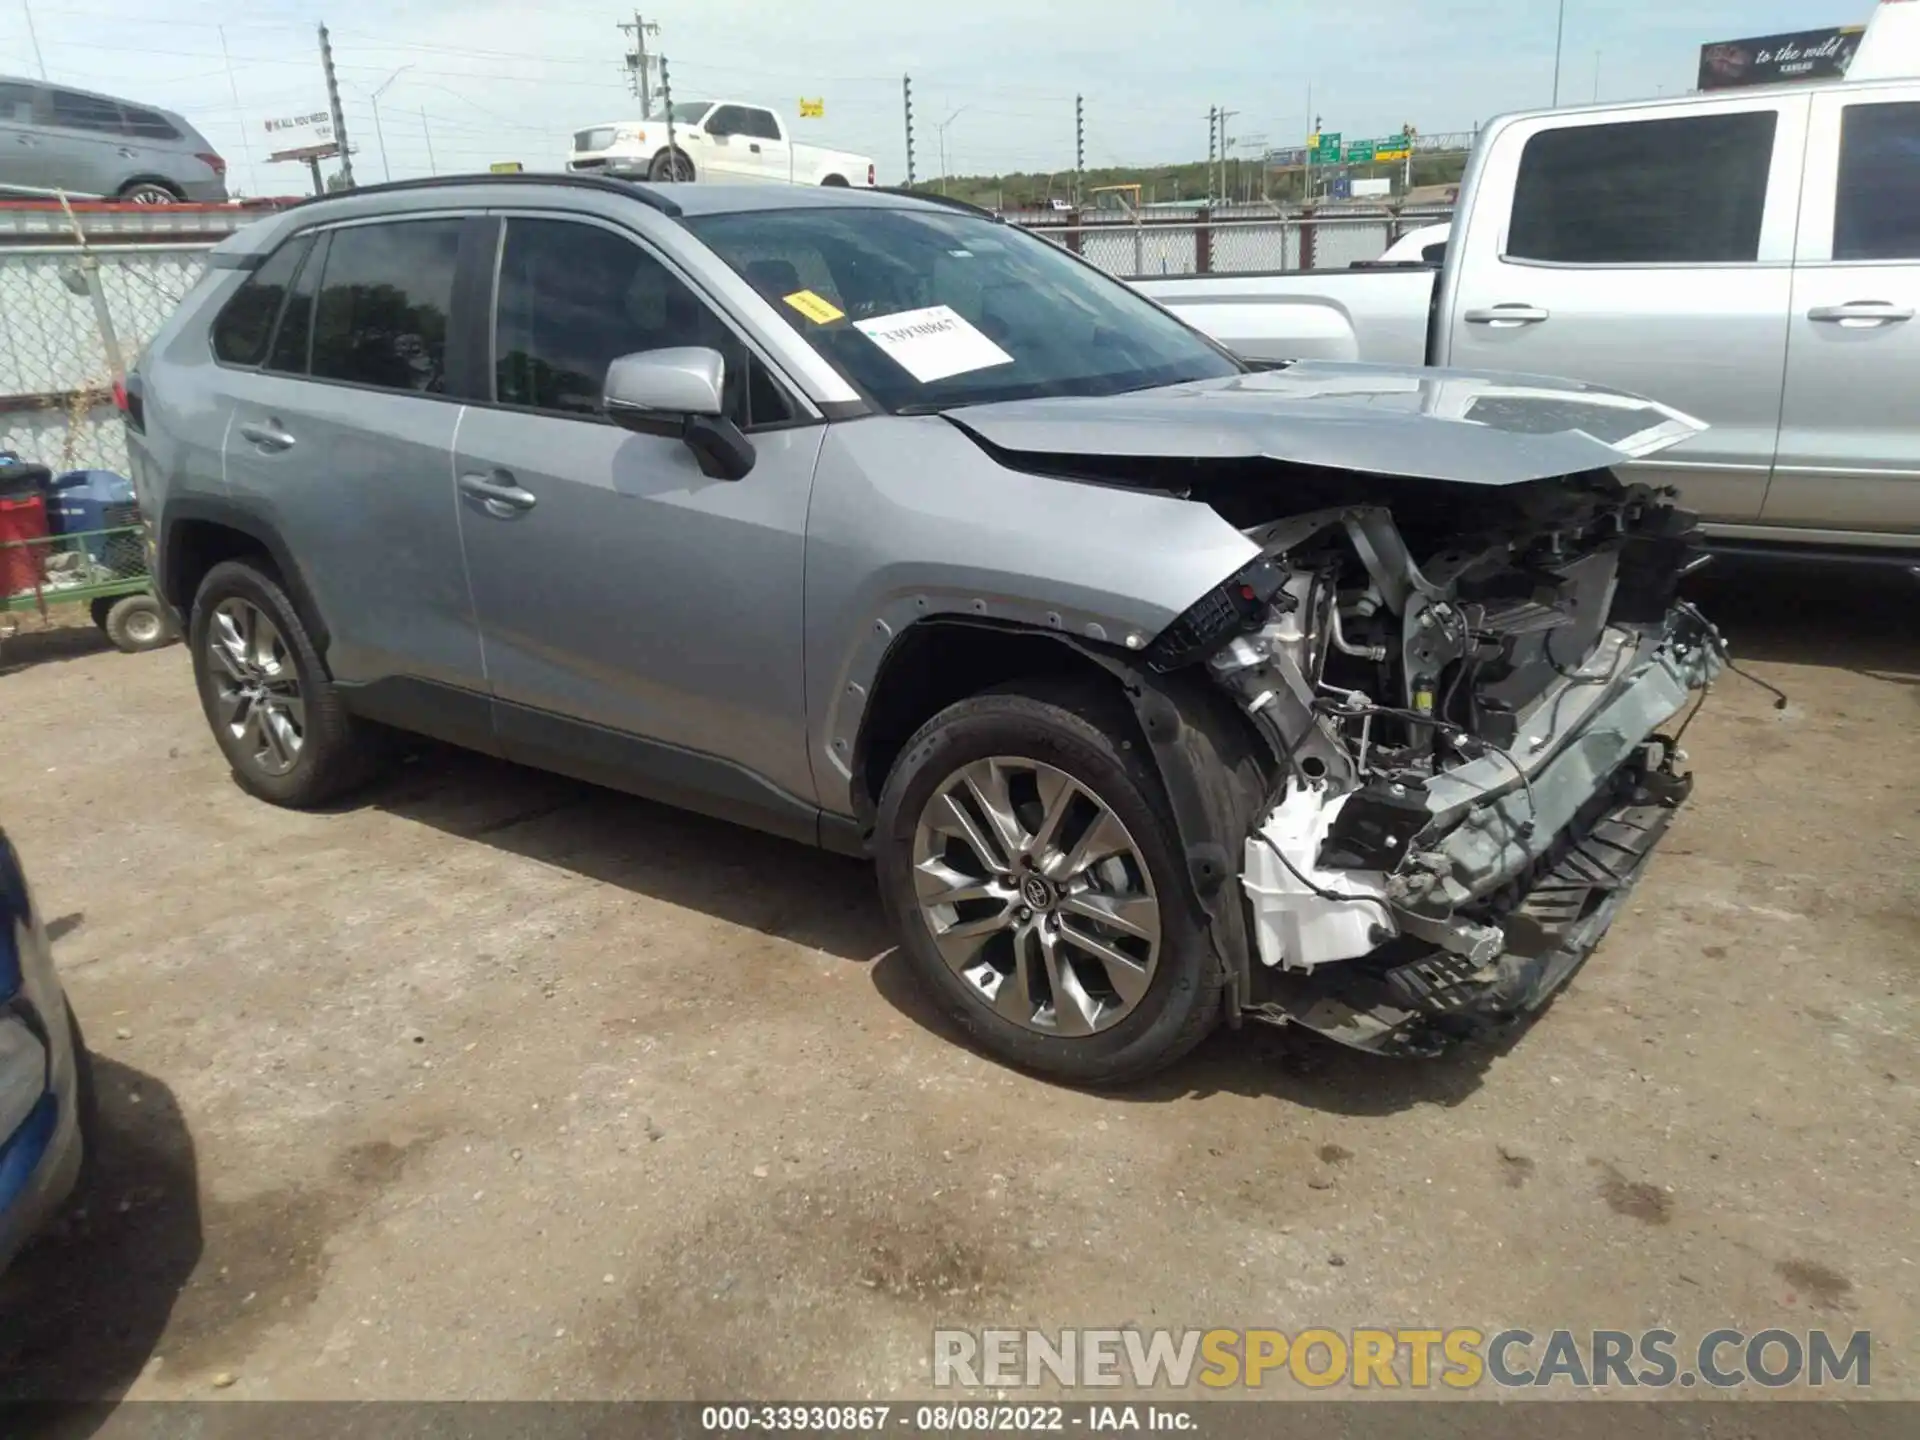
[1344,139,1376,164]
[1312,131,1343,164]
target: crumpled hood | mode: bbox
[945,359,1707,486]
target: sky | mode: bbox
[0,0,1875,197]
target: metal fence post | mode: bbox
[1196,207,1212,274]
[57,193,126,381]
[1300,204,1317,271]
[1066,210,1083,256]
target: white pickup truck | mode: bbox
[569,100,875,188]
[1139,3,1920,560]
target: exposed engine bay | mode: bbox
[1147,466,1726,1056]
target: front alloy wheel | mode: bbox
[911,756,1160,1037]
[206,597,305,776]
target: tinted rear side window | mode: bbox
[310,220,461,394]
[50,90,124,133]
[211,236,312,366]
[1834,101,1920,261]
[121,106,180,141]
[738,109,781,141]
[268,232,325,372]
[1508,111,1777,264]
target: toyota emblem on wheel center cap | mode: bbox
[1020,873,1055,911]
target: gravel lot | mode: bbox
[0,562,1914,1403]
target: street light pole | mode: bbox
[1551,0,1567,106]
[936,107,966,195]
[371,64,412,183]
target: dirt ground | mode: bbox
[0,561,1914,1404]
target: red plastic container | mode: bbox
[0,493,48,598]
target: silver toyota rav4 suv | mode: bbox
[127,176,1724,1082]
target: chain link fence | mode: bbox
[0,239,212,474]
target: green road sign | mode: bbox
[1312,131,1342,164]
[1344,139,1376,164]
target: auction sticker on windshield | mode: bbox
[853,304,1014,383]
[783,289,845,324]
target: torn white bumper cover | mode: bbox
[1241,603,1724,1055]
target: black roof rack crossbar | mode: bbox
[284,171,684,218]
[872,186,1002,220]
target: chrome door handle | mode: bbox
[1807,301,1914,326]
[1463,305,1550,327]
[237,419,295,451]
[459,470,537,518]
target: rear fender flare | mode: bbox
[157,495,330,653]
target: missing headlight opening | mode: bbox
[1157,471,1727,1058]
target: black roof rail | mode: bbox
[872,186,1003,221]
[283,171,684,219]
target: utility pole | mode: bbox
[660,55,676,177]
[1551,0,1567,105]
[420,108,437,175]
[1219,106,1238,208]
[1073,93,1084,207]
[318,23,354,189]
[21,0,46,79]
[1207,106,1218,204]
[1593,50,1602,103]
[935,107,966,196]
[370,65,410,184]
[620,12,659,113]
[217,25,257,197]
[903,75,916,188]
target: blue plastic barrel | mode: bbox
[46,470,140,574]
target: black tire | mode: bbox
[188,559,379,807]
[647,148,692,183]
[875,678,1222,1086]
[820,174,850,187]
[89,596,114,632]
[101,593,175,653]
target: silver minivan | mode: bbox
[0,76,227,203]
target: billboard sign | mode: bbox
[1698,25,1864,89]
[265,109,335,145]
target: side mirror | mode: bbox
[603,347,756,481]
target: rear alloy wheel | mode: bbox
[189,559,380,807]
[876,682,1221,1085]
[206,597,306,777]
[118,182,180,205]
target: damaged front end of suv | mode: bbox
[958,364,1727,1057]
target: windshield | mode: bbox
[650,101,712,124]
[686,206,1241,412]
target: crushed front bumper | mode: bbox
[1242,603,1724,1055]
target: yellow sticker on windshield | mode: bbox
[783,289,845,324]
